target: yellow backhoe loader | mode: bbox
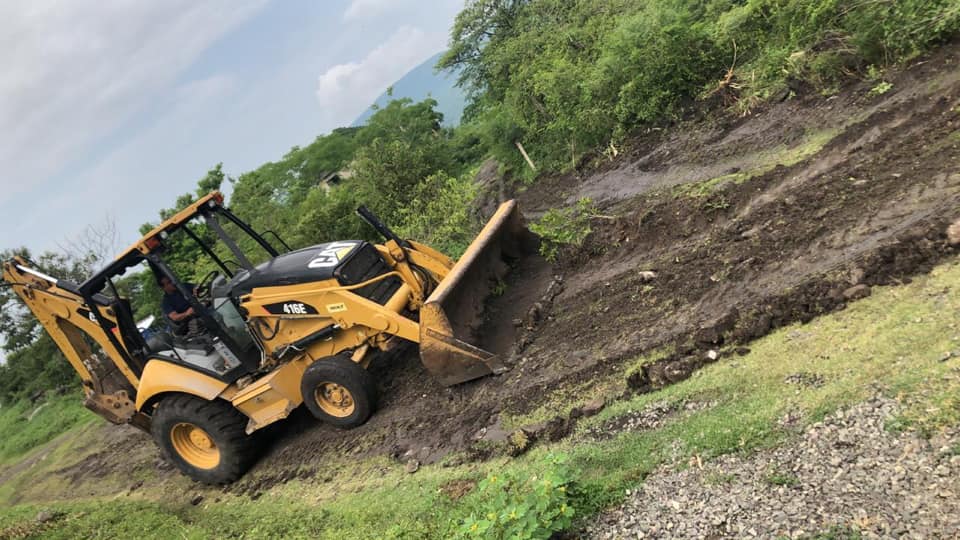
[2,192,536,483]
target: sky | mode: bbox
[0,0,465,258]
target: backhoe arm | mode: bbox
[1,257,140,425]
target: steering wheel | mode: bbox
[194,270,220,304]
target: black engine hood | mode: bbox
[227,241,365,296]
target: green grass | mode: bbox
[764,467,800,487]
[2,259,959,538]
[0,393,96,465]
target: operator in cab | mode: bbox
[159,275,198,334]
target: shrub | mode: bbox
[397,173,481,258]
[529,198,596,262]
[451,453,575,540]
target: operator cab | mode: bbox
[76,193,292,383]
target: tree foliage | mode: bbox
[441,0,960,171]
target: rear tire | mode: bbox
[151,394,256,484]
[301,353,377,428]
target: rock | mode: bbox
[35,510,56,523]
[734,347,751,356]
[471,158,507,220]
[705,350,720,362]
[404,459,420,474]
[523,302,544,329]
[695,326,722,346]
[519,421,549,436]
[190,495,204,506]
[638,271,657,282]
[843,284,872,301]
[579,398,606,418]
[940,351,955,362]
[947,219,960,245]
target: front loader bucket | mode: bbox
[419,200,539,386]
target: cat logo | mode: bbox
[307,242,358,269]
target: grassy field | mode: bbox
[1,258,958,538]
[0,393,96,466]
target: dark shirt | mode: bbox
[161,283,196,318]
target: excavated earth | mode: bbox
[25,42,960,501]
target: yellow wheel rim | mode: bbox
[314,382,356,418]
[170,422,220,469]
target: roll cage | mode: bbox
[75,192,288,383]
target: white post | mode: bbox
[515,141,537,171]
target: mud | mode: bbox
[48,41,960,496]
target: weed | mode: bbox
[452,453,575,540]
[530,198,596,262]
[703,195,731,212]
[868,81,893,96]
[509,430,531,454]
[703,471,736,485]
[763,467,800,487]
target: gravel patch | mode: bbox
[586,397,960,539]
[583,401,677,441]
[583,401,719,442]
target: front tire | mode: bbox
[151,394,256,484]
[301,353,377,428]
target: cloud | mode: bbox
[0,1,268,208]
[175,74,238,102]
[315,26,446,126]
[342,0,397,21]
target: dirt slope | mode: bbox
[8,42,960,502]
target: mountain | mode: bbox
[352,52,467,127]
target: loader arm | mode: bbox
[359,200,539,386]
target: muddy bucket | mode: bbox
[419,200,539,386]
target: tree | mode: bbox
[438,0,531,98]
